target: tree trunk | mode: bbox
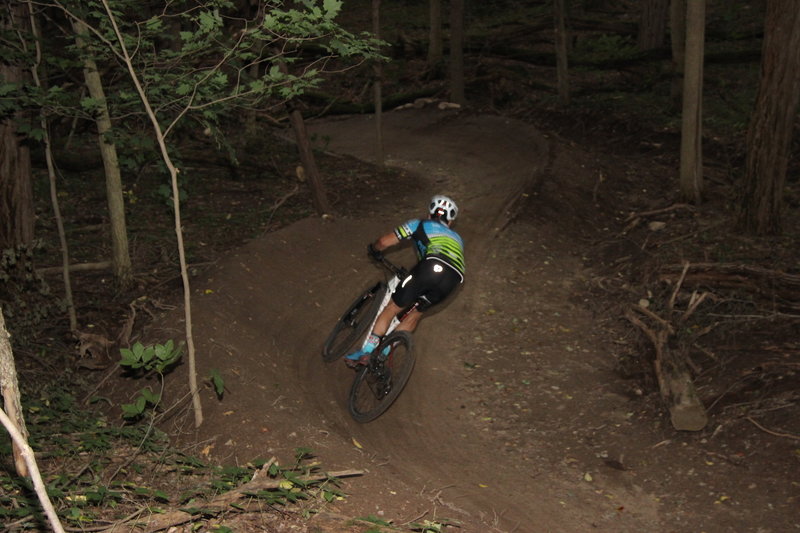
[28,3,77,332]
[638,0,670,50]
[0,307,28,477]
[427,0,443,68]
[286,106,331,215]
[372,0,384,164]
[554,0,570,106]
[448,0,465,105]
[275,58,332,215]
[98,0,204,428]
[669,0,686,104]
[0,119,34,250]
[72,20,132,285]
[737,0,800,235]
[678,0,705,204]
[0,3,34,250]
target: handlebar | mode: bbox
[373,254,408,280]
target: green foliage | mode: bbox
[359,515,394,527]
[119,340,182,419]
[157,182,189,208]
[209,368,225,398]
[83,0,386,124]
[120,340,182,372]
[3,387,350,528]
[1,0,383,215]
[0,387,170,524]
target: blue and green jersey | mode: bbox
[394,219,465,280]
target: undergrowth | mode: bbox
[0,387,347,531]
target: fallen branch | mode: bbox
[658,262,800,317]
[36,261,112,275]
[659,263,800,295]
[746,417,800,441]
[625,262,709,431]
[625,202,695,222]
[132,469,364,532]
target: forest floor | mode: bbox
[41,104,793,533]
[7,3,800,531]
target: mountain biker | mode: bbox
[345,194,465,368]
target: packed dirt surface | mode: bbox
[144,107,798,532]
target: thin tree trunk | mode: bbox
[427,0,443,68]
[669,0,686,104]
[738,0,800,235]
[554,0,570,106]
[274,58,332,215]
[98,0,203,427]
[27,2,77,332]
[72,19,132,286]
[0,307,28,477]
[373,0,383,164]
[679,0,705,204]
[448,0,465,104]
[0,406,65,533]
[286,104,331,215]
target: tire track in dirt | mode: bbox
[297,109,659,531]
[180,108,661,531]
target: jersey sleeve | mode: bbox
[394,219,420,240]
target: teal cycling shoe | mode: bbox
[345,348,373,368]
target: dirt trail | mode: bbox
[173,108,663,531]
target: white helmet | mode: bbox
[429,195,458,223]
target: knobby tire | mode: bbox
[322,282,385,362]
[348,331,415,423]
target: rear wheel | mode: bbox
[322,282,385,362]
[348,331,415,423]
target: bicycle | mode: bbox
[322,255,420,423]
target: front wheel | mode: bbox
[322,282,385,362]
[348,331,415,423]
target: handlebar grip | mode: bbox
[367,244,406,278]
[367,243,383,261]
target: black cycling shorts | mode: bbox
[391,258,461,312]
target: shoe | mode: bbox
[344,348,372,369]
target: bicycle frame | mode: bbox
[357,257,408,351]
[344,256,419,422]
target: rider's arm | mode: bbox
[374,232,400,252]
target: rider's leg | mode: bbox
[372,300,402,336]
[345,300,403,365]
[394,308,422,332]
[372,303,421,357]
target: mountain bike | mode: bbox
[322,255,418,423]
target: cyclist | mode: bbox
[345,194,465,368]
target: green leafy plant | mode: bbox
[120,340,182,373]
[5,387,357,528]
[209,369,225,399]
[119,340,183,419]
[358,515,394,527]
